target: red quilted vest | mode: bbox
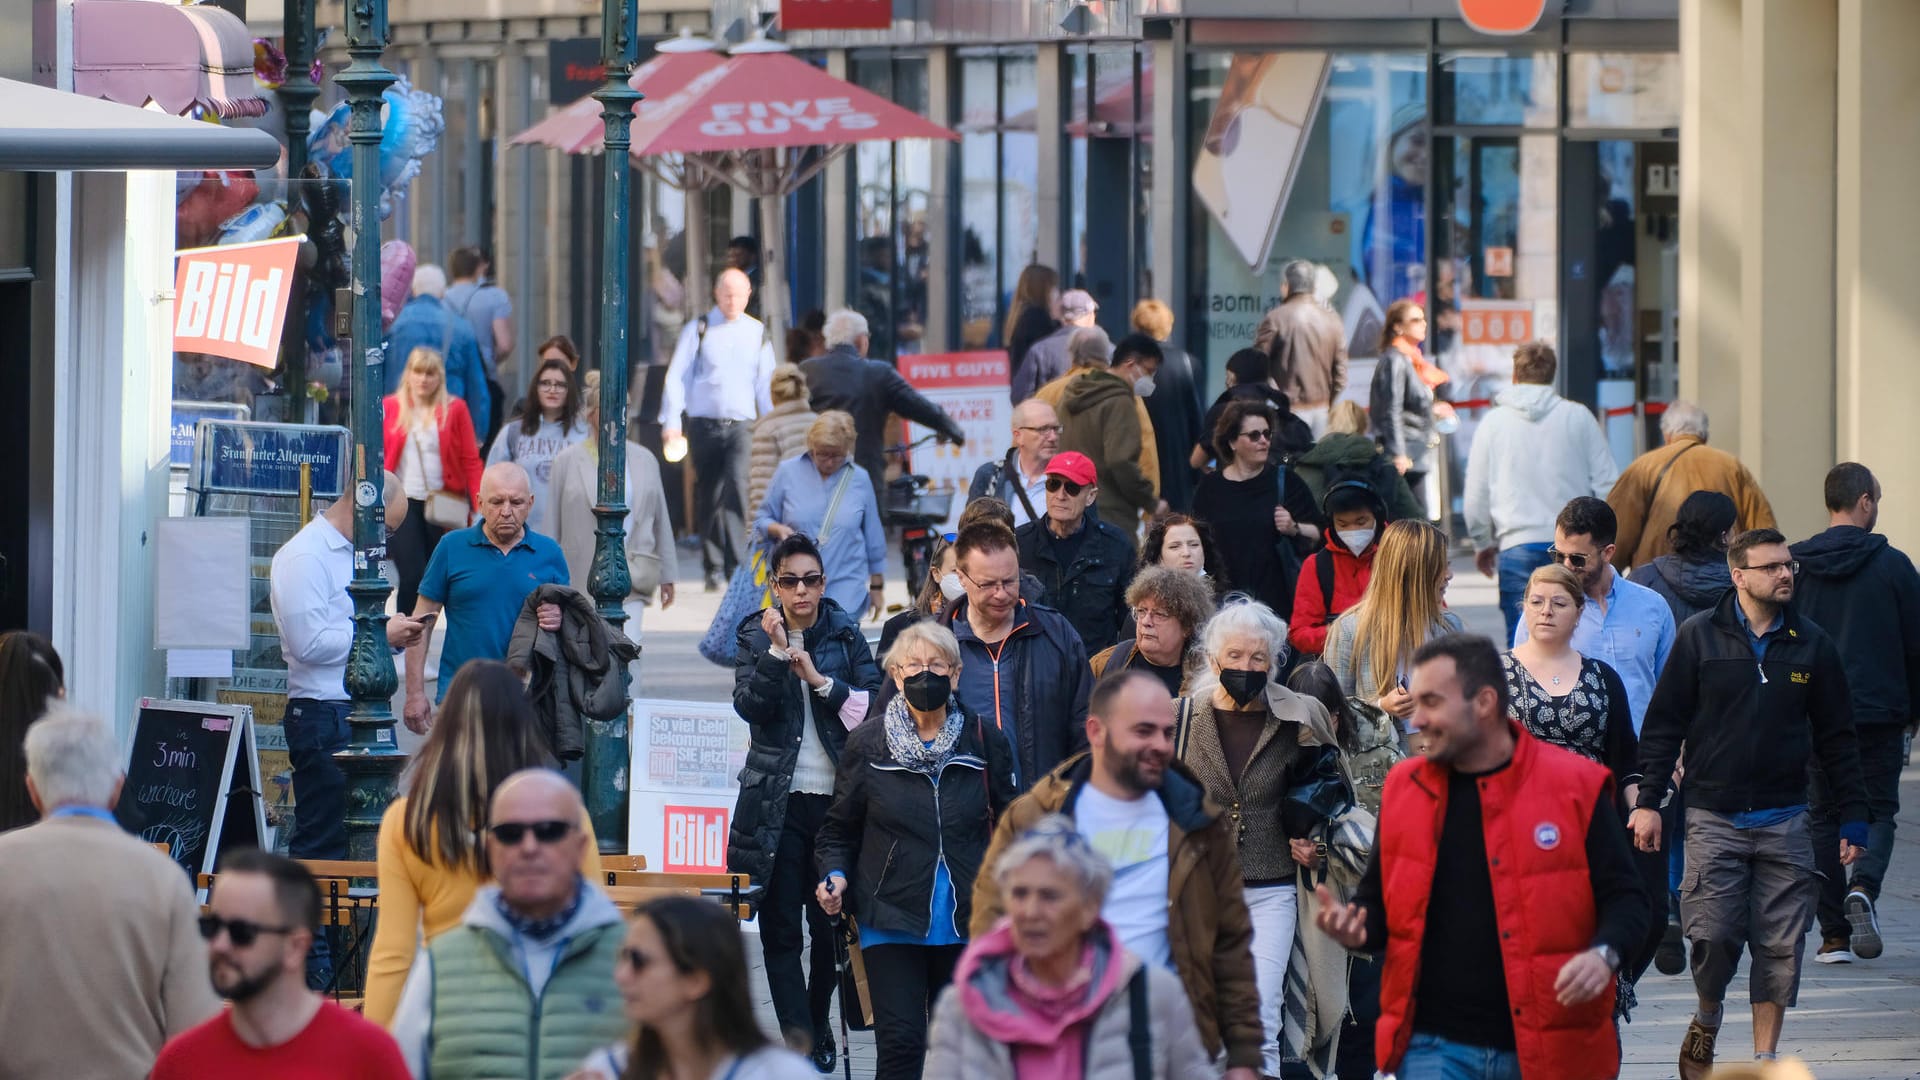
[1375,723,1620,1079]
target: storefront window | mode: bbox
[1187,50,1427,392]
[1067,44,1153,337]
[1568,52,1681,130]
[1437,52,1558,127]
[957,48,1038,349]
[850,56,931,361]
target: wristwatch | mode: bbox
[1593,944,1621,972]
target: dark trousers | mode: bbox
[389,499,446,616]
[761,791,836,1045]
[1628,841,1669,984]
[285,697,351,989]
[1337,952,1383,1080]
[688,417,751,577]
[1403,469,1427,511]
[863,942,964,1080]
[1811,723,1905,937]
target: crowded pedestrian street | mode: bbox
[8,2,1920,1079]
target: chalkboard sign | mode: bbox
[115,698,266,881]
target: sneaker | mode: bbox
[1846,889,1884,960]
[1679,1017,1720,1080]
[1815,936,1855,964]
[1655,916,1686,975]
[704,570,723,593]
[809,1034,836,1075]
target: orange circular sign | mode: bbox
[1458,0,1548,35]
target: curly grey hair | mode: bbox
[992,814,1113,907]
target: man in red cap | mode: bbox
[1015,450,1136,654]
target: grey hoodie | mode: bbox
[1463,383,1619,549]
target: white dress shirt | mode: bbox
[270,515,354,701]
[656,307,776,424]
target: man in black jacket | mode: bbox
[945,522,1091,791]
[1014,451,1134,654]
[1630,528,1868,1080]
[1792,462,1920,965]
[802,308,965,485]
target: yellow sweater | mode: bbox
[363,795,603,1026]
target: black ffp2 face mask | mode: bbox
[1219,667,1267,708]
[902,670,953,713]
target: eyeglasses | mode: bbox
[488,819,575,846]
[1739,559,1799,577]
[198,913,296,947]
[961,571,1020,595]
[1238,429,1273,443]
[774,572,826,591]
[537,380,570,391]
[896,659,953,677]
[1547,547,1593,570]
[621,947,656,973]
[1045,477,1086,495]
[1131,606,1174,625]
[1017,424,1063,436]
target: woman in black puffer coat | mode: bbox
[1627,490,1737,625]
[815,619,1016,1080]
[728,532,881,1070]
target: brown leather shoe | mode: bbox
[1678,1017,1719,1080]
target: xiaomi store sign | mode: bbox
[173,237,302,369]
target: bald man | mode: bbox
[658,267,776,590]
[404,462,570,729]
[968,399,1061,527]
[389,769,627,1079]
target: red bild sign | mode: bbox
[779,0,891,32]
[662,805,729,873]
[1458,0,1547,35]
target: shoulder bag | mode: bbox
[409,426,470,530]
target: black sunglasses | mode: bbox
[774,572,826,590]
[199,913,296,947]
[1546,547,1592,570]
[488,819,575,846]
[1045,477,1086,496]
[1238,428,1273,443]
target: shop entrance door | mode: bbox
[1563,138,1679,467]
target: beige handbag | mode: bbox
[409,431,470,530]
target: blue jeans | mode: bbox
[284,698,351,989]
[1497,543,1554,644]
[1398,1033,1522,1080]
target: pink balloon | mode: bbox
[380,240,416,331]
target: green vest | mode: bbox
[426,919,628,1080]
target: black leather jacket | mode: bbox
[1015,511,1135,654]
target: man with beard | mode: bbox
[1316,634,1648,1080]
[152,851,407,1077]
[1632,529,1867,1079]
[970,670,1263,1080]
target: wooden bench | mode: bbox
[601,871,753,919]
[598,854,649,872]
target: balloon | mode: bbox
[381,241,417,331]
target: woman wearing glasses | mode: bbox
[364,660,599,1026]
[1191,399,1323,617]
[729,532,881,1072]
[1088,565,1216,697]
[1369,298,1453,507]
[814,620,1017,1080]
[1323,519,1464,750]
[756,411,890,621]
[486,354,589,537]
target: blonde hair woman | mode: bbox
[362,660,599,1025]
[1323,519,1463,742]
[382,347,485,613]
[749,364,818,518]
[753,411,888,620]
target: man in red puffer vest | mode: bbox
[1315,634,1649,1079]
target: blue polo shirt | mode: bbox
[418,523,570,701]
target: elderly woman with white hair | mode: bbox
[801,307,967,484]
[814,620,1016,1080]
[924,815,1213,1080]
[754,410,889,619]
[1174,597,1334,1080]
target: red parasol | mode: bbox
[508,49,726,161]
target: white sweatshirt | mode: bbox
[1464,383,1620,550]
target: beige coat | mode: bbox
[1606,435,1776,570]
[0,816,221,1078]
[749,400,818,519]
[549,438,676,602]
[924,949,1216,1080]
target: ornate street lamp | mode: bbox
[582,0,641,853]
[334,0,403,862]
[278,0,319,418]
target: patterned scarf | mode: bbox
[494,874,586,941]
[882,692,964,775]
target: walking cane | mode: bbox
[827,881,854,1080]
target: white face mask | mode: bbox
[1132,374,1157,397]
[939,571,966,602]
[1338,529,1375,557]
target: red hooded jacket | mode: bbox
[382,395,484,508]
[1288,541,1374,656]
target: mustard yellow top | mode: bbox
[363,795,603,1026]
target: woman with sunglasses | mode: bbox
[1191,398,1323,617]
[363,659,600,1026]
[728,532,881,1071]
[1323,519,1464,750]
[486,354,589,537]
[814,620,1016,1080]
[572,897,815,1080]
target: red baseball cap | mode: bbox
[1044,451,1097,486]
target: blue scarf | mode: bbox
[494,875,586,941]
